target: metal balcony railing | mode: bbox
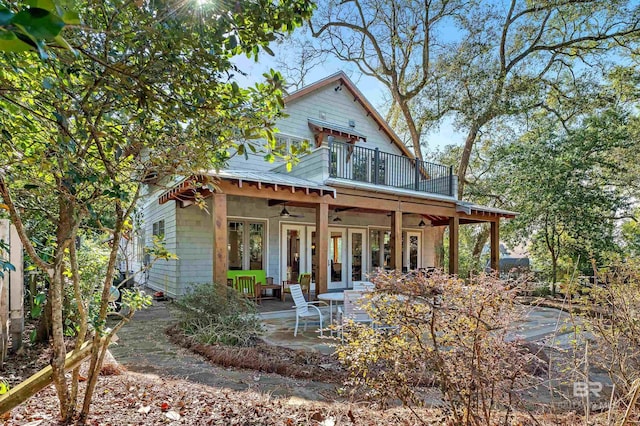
[329,140,454,197]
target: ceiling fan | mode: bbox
[271,203,305,218]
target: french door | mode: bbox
[281,224,306,283]
[328,228,347,290]
[348,229,367,284]
[405,231,422,271]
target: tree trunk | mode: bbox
[49,265,71,421]
[394,93,423,161]
[457,124,481,200]
[471,225,490,275]
[551,256,558,296]
[50,195,76,422]
[433,227,446,269]
[69,243,88,407]
[35,298,52,343]
[79,206,124,422]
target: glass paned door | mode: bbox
[348,229,367,285]
[281,225,305,283]
[249,223,264,270]
[405,231,422,271]
[328,228,346,290]
[228,222,244,270]
[307,228,317,285]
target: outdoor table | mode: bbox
[260,284,281,300]
[317,292,345,335]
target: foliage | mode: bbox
[0,1,78,57]
[0,239,14,279]
[496,108,635,283]
[175,284,263,347]
[336,270,535,425]
[0,0,313,422]
[307,0,640,199]
[582,262,640,393]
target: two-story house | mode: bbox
[139,72,515,298]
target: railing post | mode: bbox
[374,148,380,185]
[329,137,335,177]
[449,165,454,197]
[414,157,420,191]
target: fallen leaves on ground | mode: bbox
[4,372,446,425]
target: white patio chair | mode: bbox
[291,284,326,337]
[337,290,373,342]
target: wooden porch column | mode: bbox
[390,210,402,270]
[212,193,228,287]
[448,216,459,275]
[315,202,329,297]
[490,220,500,273]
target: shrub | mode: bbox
[335,270,536,425]
[174,284,263,347]
[577,261,640,421]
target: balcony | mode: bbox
[329,140,455,197]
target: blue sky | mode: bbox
[232,50,463,153]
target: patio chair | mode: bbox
[337,290,373,342]
[290,284,326,337]
[281,272,311,302]
[234,275,261,304]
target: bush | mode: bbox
[335,270,536,425]
[577,261,640,420]
[530,284,552,297]
[174,284,263,347]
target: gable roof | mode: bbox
[285,72,415,159]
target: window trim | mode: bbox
[152,219,165,238]
[227,218,268,271]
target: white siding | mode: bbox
[175,202,214,294]
[271,146,329,183]
[143,197,178,297]
[226,83,406,173]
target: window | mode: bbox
[276,133,306,154]
[152,220,165,238]
[228,220,265,270]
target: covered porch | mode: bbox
[159,172,515,298]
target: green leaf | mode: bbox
[53,34,74,53]
[0,31,32,52]
[31,305,42,318]
[0,8,14,26]
[25,0,57,13]
[61,11,80,25]
[12,8,65,40]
